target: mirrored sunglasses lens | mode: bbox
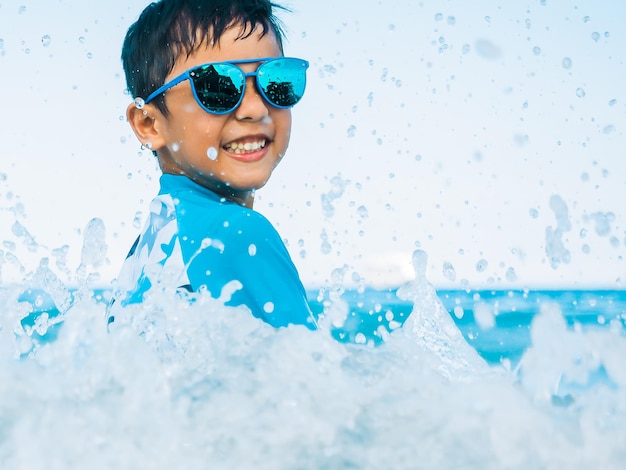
[191,64,245,113]
[258,59,307,107]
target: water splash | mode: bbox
[545,195,571,269]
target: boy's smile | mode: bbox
[128,25,291,208]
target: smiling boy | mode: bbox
[107,0,317,329]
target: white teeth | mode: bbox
[226,140,266,154]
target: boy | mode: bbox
[107,0,317,330]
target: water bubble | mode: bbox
[529,208,539,218]
[367,92,374,107]
[263,302,274,313]
[172,142,180,152]
[604,31,610,38]
[395,80,403,88]
[580,172,589,182]
[78,36,86,44]
[380,68,388,82]
[562,57,572,69]
[591,31,600,42]
[357,206,368,219]
[18,5,27,14]
[207,147,218,160]
[434,13,443,21]
[86,52,93,59]
[484,16,491,23]
[388,24,396,31]
[346,125,356,138]
[41,35,51,47]
[447,16,456,25]
[525,18,532,29]
[582,244,591,254]
[462,44,471,54]
[475,259,488,272]
[583,16,591,23]
[134,97,145,109]
[323,64,337,74]
[532,46,541,55]
[576,88,586,98]
[608,99,617,106]
[300,31,307,39]
[603,124,615,134]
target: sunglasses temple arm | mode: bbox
[144,71,191,104]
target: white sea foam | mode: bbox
[1,226,625,469]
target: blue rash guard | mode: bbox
[108,174,317,330]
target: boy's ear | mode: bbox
[126,103,166,151]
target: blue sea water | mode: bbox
[3,266,626,469]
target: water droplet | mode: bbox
[346,125,356,138]
[603,124,615,134]
[434,13,443,21]
[583,16,591,23]
[263,302,274,313]
[18,5,27,14]
[395,80,403,88]
[388,24,396,31]
[591,31,600,42]
[462,43,471,54]
[604,31,610,38]
[561,57,572,69]
[505,267,517,282]
[207,147,218,160]
[484,16,491,23]
[525,18,532,29]
[248,244,257,256]
[475,259,488,272]
[301,31,307,39]
[323,64,337,74]
[608,98,617,106]
[532,46,541,55]
[442,262,456,281]
[86,52,93,59]
[134,97,145,109]
[172,142,180,152]
[367,92,374,107]
[447,16,456,25]
[529,208,539,218]
[576,87,585,98]
[357,205,368,218]
[41,35,51,47]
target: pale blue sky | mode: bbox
[0,0,624,288]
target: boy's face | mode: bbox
[134,26,291,207]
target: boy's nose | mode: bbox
[235,77,269,121]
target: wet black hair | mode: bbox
[122,0,287,115]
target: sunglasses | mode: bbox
[143,57,309,115]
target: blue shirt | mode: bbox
[108,174,317,329]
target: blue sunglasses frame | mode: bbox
[143,57,309,115]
